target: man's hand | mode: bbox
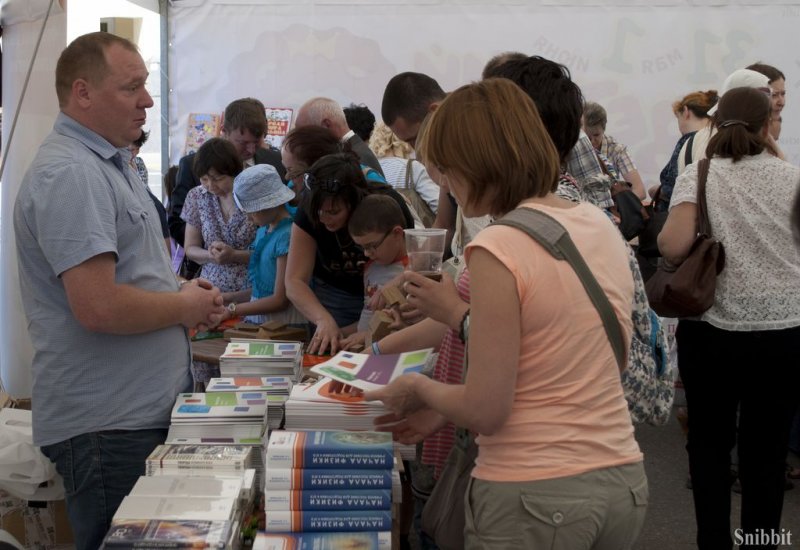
[178,278,225,331]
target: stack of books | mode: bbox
[145,444,256,478]
[165,392,270,488]
[104,471,250,548]
[262,430,395,538]
[284,378,415,460]
[219,340,303,381]
[206,376,293,432]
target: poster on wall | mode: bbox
[185,113,221,155]
[265,107,293,149]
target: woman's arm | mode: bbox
[285,224,341,353]
[657,202,697,265]
[372,317,448,355]
[368,246,519,435]
[222,289,251,305]
[184,223,213,265]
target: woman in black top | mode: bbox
[285,153,414,354]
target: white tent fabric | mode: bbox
[168,0,800,177]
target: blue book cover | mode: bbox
[103,519,232,548]
[253,531,391,550]
[264,489,392,511]
[264,511,392,532]
[264,469,394,490]
[267,431,393,470]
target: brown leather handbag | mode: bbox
[645,158,726,317]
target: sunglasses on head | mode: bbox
[304,173,342,193]
[284,165,308,181]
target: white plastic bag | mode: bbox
[0,408,64,500]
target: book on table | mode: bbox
[166,422,265,445]
[113,496,238,521]
[263,489,392,511]
[309,349,434,392]
[129,474,244,501]
[263,468,398,491]
[266,430,393,470]
[171,392,268,424]
[283,378,415,460]
[263,510,392,533]
[206,376,294,394]
[146,444,253,473]
[253,531,391,550]
[103,518,233,549]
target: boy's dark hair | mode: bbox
[485,56,585,163]
[745,62,785,84]
[343,103,376,142]
[381,72,445,126]
[706,86,771,163]
[193,137,243,179]
[302,153,390,227]
[223,97,267,138]
[348,194,405,236]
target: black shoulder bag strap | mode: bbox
[492,207,627,371]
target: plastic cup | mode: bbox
[404,228,448,281]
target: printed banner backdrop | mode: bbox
[168,1,800,185]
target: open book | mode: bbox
[309,349,433,392]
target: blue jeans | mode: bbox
[41,429,167,550]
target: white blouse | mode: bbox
[671,151,800,331]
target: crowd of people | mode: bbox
[13,30,800,550]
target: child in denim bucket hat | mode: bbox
[221,164,305,325]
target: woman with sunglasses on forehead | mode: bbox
[285,152,415,354]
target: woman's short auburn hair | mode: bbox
[417,78,560,217]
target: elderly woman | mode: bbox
[368,78,646,549]
[659,86,800,549]
[181,138,255,294]
[285,153,414,355]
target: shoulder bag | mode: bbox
[396,159,436,228]
[645,158,726,318]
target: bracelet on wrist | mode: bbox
[227,302,237,316]
[458,308,470,344]
[371,341,381,355]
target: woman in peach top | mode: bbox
[367,79,647,549]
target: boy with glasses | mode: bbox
[340,194,410,350]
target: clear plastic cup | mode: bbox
[404,228,448,281]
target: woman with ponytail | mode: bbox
[658,86,800,549]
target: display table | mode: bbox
[190,338,229,365]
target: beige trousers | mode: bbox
[464,461,648,550]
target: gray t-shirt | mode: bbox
[14,113,191,447]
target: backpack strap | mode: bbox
[684,133,695,166]
[404,158,414,190]
[492,207,626,371]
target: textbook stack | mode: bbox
[165,392,270,487]
[284,377,415,460]
[102,473,254,549]
[262,430,395,540]
[206,376,293,432]
[219,340,303,382]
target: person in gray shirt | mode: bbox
[13,32,225,550]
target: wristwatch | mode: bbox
[227,302,237,315]
[458,309,470,344]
